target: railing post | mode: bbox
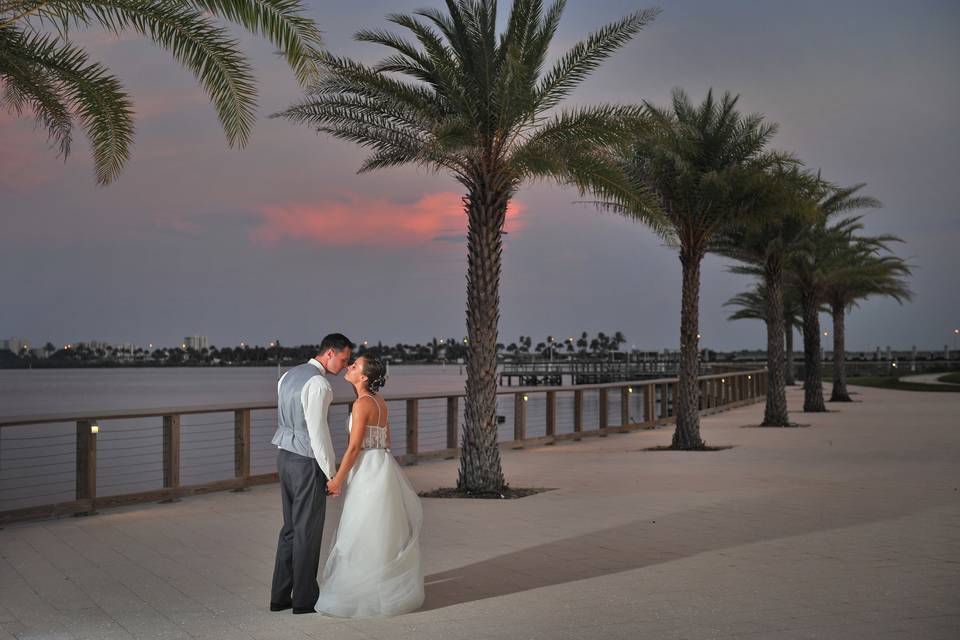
[573,389,583,440]
[161,414,181,501]
[513,392,526,448]
[644,384,655,425]
[234,409,250,488]
[446,396,459,458]
[621,387,630,427]
[76,420,97,515]
[406,399,419,464]
[598,388,608,436]
[545,390,556,443]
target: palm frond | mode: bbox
[535,7,658,113]
[1,23,133,183]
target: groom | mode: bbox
[270,333,354,614]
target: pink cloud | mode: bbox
[250,192,527,248]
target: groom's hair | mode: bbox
[319,333,355,354]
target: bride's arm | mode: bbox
[327,400,368,496]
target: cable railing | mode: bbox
[0,369,767,524]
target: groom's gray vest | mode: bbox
[271,362,324,458]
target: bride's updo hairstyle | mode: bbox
[361,356,388,393]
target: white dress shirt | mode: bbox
[278,358,336,480]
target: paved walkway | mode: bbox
[899,372,958,386]
[1,386,958,640]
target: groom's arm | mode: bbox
[302,376,333,468]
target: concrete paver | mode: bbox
[1,385,958,639]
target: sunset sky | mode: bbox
[2,1,958,351]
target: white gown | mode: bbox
[314,415,425,618]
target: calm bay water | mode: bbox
[0,364,470,418]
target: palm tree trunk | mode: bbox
[671,248,705,449]
[801,289,827,412]
[761,260,789,426]
[784,320,796,386]
[457,180,507,493]
[830,299,852,402]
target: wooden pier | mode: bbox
[499,360,707,386]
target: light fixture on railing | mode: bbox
[522,395,528,402]
[747,375,752,380]
[90,424,100,434]
[627,387,633,394]
[721,378,725,383]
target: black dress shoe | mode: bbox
[269,602,292,612]
[292,607,316,615]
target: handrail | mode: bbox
[0,369,767,524]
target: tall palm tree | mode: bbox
[723,281,804,404]
[782,286,802,386]
[824,238,912,401]
[276,0,660,492]
[789,185,881,412]
[713,166,820,426]
[1,0,323,184]
[602,89,789,448]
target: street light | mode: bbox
[272,339,281,379]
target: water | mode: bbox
[0,365,471,418]
[0,366,655,512]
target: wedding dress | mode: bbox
[314,402,424,617]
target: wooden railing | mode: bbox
[0,369,766,525]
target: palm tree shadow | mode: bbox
[421,489,931,611]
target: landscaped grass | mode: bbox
[846,376,960,392]
[937,372,960,384]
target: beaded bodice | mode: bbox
[347,417,389,450]
[348,394,389,450]
[362,424,388,450]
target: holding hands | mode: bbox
[327,477,343,497]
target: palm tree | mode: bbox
[714,166,820,426]
[603,89,789,448]
[277,0,659,492]
[783,287,802,386]
[1,0,323,184]
[824,238,912,401]
[724,279,804,385]
[789,185,881,412]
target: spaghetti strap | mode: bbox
[356,393,382,427]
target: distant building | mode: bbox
[184,336,209,351]
[1,337,29,353]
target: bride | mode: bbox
[315,355,425,617]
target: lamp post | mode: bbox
[269,340,280,379]
[953,328,959,361]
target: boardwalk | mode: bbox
[1,385,958,640]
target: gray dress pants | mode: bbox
[271,449,327,609]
